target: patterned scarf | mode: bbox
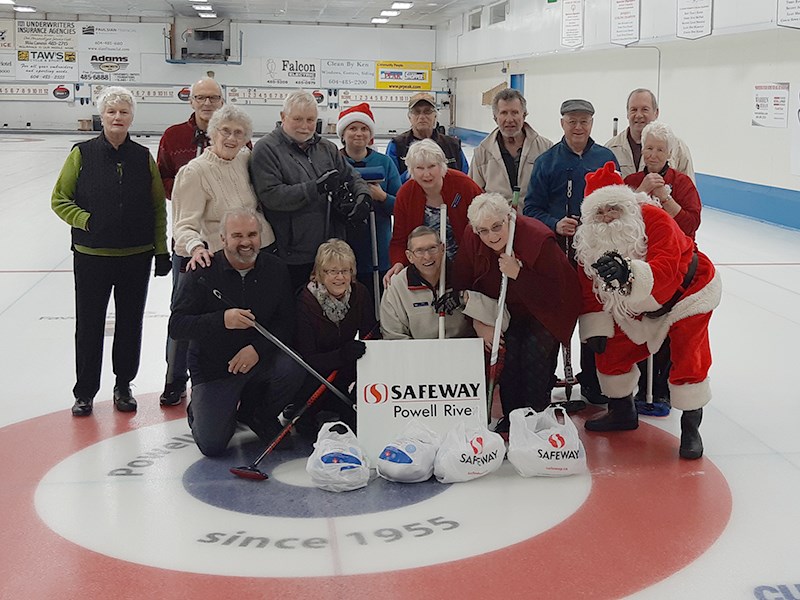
[309,281,351,324]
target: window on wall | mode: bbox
[489,1,509,25]
[469,9,482,31]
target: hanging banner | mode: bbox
[15,20,79,81]
[752,83,789,128]
[0,53,13,79]
[561,0,585,49]
[0,18,15,50]
[0,82,74,101]
[262,57,320,87]
[375,61,432,91]
[320,59,375,89]
[778,0,800,29]
[611,0,641,46]
[676,0,713,40]
[356,339,487,461]
[77,22,142,83]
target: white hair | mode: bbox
[641,121,675,155]
[283,90,318,115]
[97,86,135,115]
[467,192,513,231]
[208,104,253,140]
[404,138,448,175]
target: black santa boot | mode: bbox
[584,394,639,431]
[679,408,703,459]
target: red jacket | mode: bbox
[624,167,701,239]
[452,215,581,346]
[389,170,483,266]
[157,114,209,199]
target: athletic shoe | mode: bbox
[71,397,93,417]
[113,384,137,412]
[160,383,187,407]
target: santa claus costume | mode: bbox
[573,162,722,459]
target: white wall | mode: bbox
[441,0,800,191]
[0,20,439,135]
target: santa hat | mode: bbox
[581,161,637,220]
[337,102,375,141]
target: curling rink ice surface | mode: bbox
[1,132,799,600]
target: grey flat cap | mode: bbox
[560,99,595,115]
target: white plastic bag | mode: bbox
[433,421,505,483]
[507,406,587,477]
[376,419,439,483]
[306,421,370,492]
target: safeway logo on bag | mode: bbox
[364,383,389,404]
[548,433,566,449]
[469,436,484,455]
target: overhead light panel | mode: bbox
[391,2,413,8]
[198,11,217,17]
[13,5,36,10]
[381,10,400,16]
[193,4,213,9]
[0,0,17,5]
[371,17,388,23]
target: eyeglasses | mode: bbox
[323,268,352,277]
[409,245,442,258]
[193,95,222,103]
[476,220,506,237]
[218,126,247,140]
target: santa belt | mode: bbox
[644,252,698,319]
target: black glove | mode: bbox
[585,336,608,354]
[346,193,372,225]
[432,289,464,315]
[592,251,630,286]
[340,340,367,363]
[316,169,341,195]
[154,253,172,277]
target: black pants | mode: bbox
[498,317,560,415]
[73,251,152,399]
[635,337,672,400]
[577,343,601,392]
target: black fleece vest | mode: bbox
[391,129,464,176]
[72,134,154,249]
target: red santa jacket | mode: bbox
[578,204,720,351]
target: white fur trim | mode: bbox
[580,185,637,221]
[579,311,615,342]
[598,367,640,398]
[336,112,375,139]
[616,269,722,353]
[670,378,711,411]
[627,259,654,304]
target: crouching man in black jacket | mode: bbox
[169,208,304,456]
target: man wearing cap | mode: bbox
[469,88,553,202]
[250,90,371,291]
[386,92,469,183]
[523,98,618,406]
[606,88,695,181]
[337,102,402,303]
[156,77,225,408]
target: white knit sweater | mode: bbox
[172,147,275,257]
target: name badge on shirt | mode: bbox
[413,302,430,307]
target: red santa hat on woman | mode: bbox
[336,102,375,142]
[581,161,639,222]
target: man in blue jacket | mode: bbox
[523,99,618,405]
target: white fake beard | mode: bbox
[574,210,648,320]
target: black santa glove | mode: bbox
[592,251,630,286]
[585,336,608,354]
[340,340,367,363]
[316,169,341,195]
[154,253,172,277]
[432,289,464,315]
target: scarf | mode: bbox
[309,281,351,324]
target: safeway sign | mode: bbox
[357,338,487,461]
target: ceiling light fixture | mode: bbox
[391,1,413,8]
[0,0,17,5]
[193,4,213,9]
[381,10,400,16]
[13,5,36,11]
[198,11,217,17]
[371,17,389,23]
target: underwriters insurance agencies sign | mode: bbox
[14,20,142,82]
[357,338,487,460]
